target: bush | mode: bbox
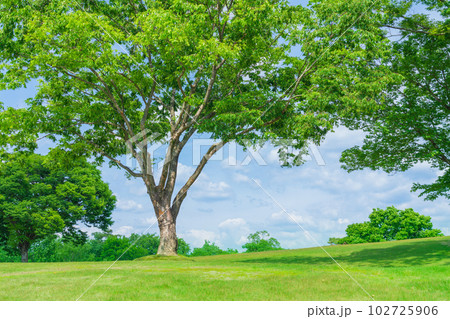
[177,238,191,256]
[101,236,149,261]
[329,207,443,244]
[129,233,160,255]
[242,231,282,252]
[29,236,60,262]
[0,246,20,262]
[190,241,237,256]
[54,241,97,262]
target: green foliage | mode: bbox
[0,0,398,255]
[0,232,191,262]
[101,235,148,261]
[0,246,20,262]
[176,237,191,256]
[0,0,394,156]
[28,235,60,262]
[339,222,384,244]
[331,206,443,244]
[0,152,116,260]
[190,240,237,257]
[129,233,160,256]
[242,231,282,252]
[341,0,450,200]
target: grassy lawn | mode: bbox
[0,236,448,301]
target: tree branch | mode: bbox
[171,141,225,213]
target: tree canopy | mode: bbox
[340,0,450,200]
[0,153,116,261]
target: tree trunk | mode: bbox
[19,242,30,263]
[156,207,178,256]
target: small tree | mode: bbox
[0,153,116,262]
[242,231,281,252]
[101,235,148,261]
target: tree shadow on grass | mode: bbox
[238,240,450,267]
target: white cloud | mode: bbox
[219,218,247,229]
[221,155,248,170]
[183,229,221,247]
[237,235,248,245]
[191,180,232,201]
[278,231,300,239]
[267,149,280,164]
[116,199,143,211]
[270,211,316,227]
[177,163,195,181]
[145,217,158,225]
[233,173,250,183]
[321,127,366,150]
[115,225,134,236]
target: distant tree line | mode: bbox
[190,241,238,257]
[0,232,190,262]
[329,207,443,245]
[0,230,282,262]
[190,231,282,257]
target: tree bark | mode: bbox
[19,242,30,263]
[155,206,178,256]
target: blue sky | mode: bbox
[106,129,449,251]
[0,1,448,251]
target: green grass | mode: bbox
[0,236,449,300]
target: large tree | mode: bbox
[341,0,450,200]
[0,0,395,255]
[0,153,116,262]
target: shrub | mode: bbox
[329,207,443,244]
[190,241,236,256]
[242,231,282,252]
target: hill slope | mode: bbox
[0,236,448,300]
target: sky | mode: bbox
[0,1,448,252]
[101,129,449,251]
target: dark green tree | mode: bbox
[0,0,395,255]
[242,230,282,252]
[341,0,450,200]
[0,153,116,262]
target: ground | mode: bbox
[0,236,448,300]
